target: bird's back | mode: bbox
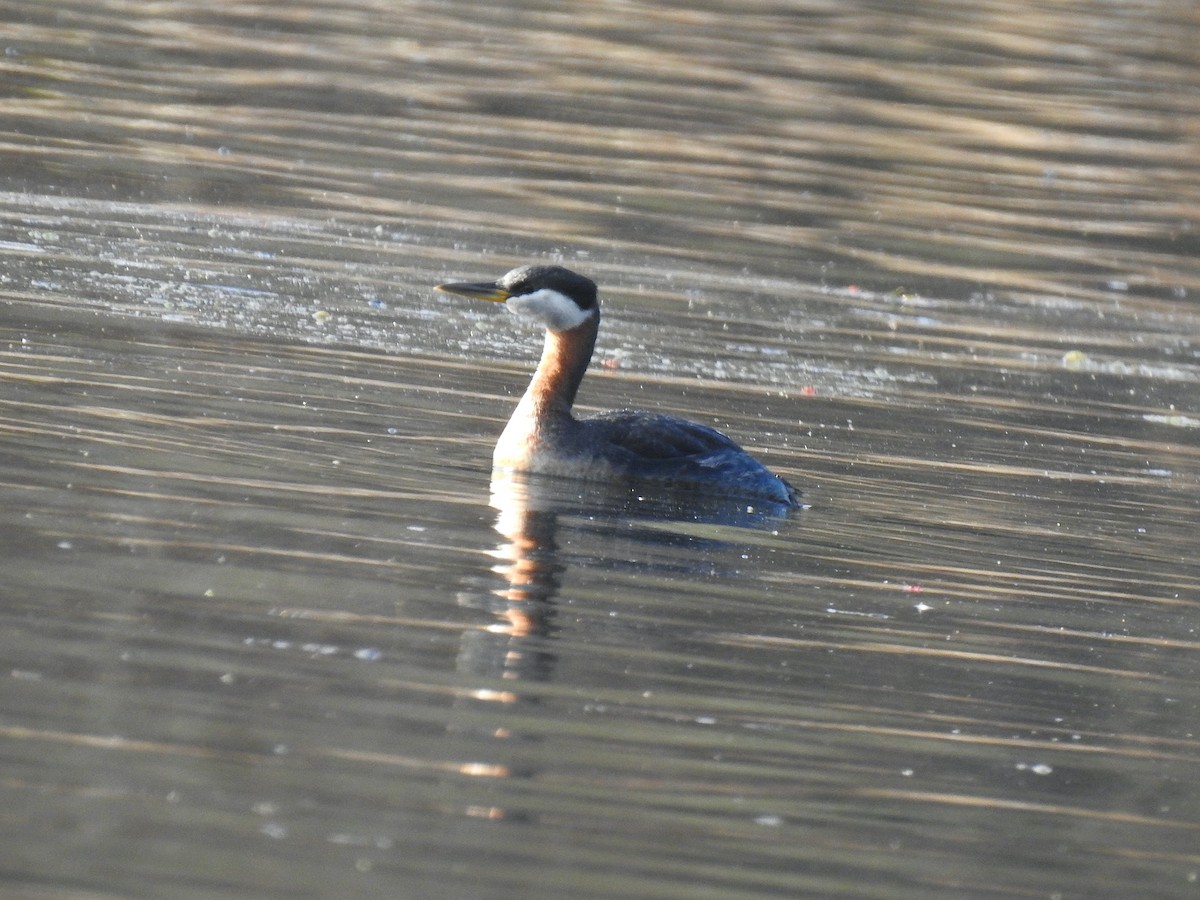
[580,409,800,506]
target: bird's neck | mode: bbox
[518,315,598,422]
[494,313,598,472]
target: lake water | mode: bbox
[2,1,1198,898]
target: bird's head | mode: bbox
[436,264,598,332]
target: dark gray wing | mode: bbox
[580,409,743,460]
[578,409,799,506]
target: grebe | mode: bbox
[435,264,800,507]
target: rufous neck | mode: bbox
[520,313,598,420]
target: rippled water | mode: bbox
[2,1,1199,898]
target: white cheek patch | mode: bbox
[506,288,593,332]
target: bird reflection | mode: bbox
[454,475,565,690]
[461,472,797,678]
[447,471,797,819]
[444,474,568,810]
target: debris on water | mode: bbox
[1016,762,1054,776]
[1144,413,1199,429]
[826,607,890,620]
[1062,349,1087,370]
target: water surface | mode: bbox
[2,1,1198,898]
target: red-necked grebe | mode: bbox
[436,264,799,507]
